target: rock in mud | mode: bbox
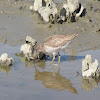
[82,54,100,77]
[20,36,37,61]
[33,0,58,22]
[26,36,37,46]
[20,44,34,60]
[0,53,13,66]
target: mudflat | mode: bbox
[0,0,100,51]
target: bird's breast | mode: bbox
[45,45,60,54]
[61,41,71,50]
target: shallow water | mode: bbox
[0,44,100,100]
[0,0,100,100]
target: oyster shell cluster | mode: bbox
[82,55,100,77]
[30,0,85,23]
[0,53,13,66]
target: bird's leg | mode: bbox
[51,56,55,64]
[34,50,38,59]
[33,51,36,57]
[58,52,60,64]
[51,64,55,76]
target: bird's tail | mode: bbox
[67,34,78,41]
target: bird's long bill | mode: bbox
[33,50,38,59]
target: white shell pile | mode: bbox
[0,53,13,66]
[33,0,43,12]
[82,55,100,77]
[60,0,84,22]
[20,36,37,60]
[33,0,58,22]
[26,36,37,46]
[30,0,84,23]
[20,44,33,58]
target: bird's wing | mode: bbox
[43,34,78,48]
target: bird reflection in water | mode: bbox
[82,77,100,91]
[34,64,78,94]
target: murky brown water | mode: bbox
[0,0,100,100]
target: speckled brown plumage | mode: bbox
[36,34,78,53]
[43,34,78,47]
[35,34,78,64]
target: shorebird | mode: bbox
[35,34,78,64]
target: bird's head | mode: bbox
[35,44,42,53]
[34,44,46,60]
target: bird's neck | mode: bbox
[37,43,46,54]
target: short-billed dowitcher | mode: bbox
[35,34,78,64]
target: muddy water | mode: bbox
[0,0,100,100]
